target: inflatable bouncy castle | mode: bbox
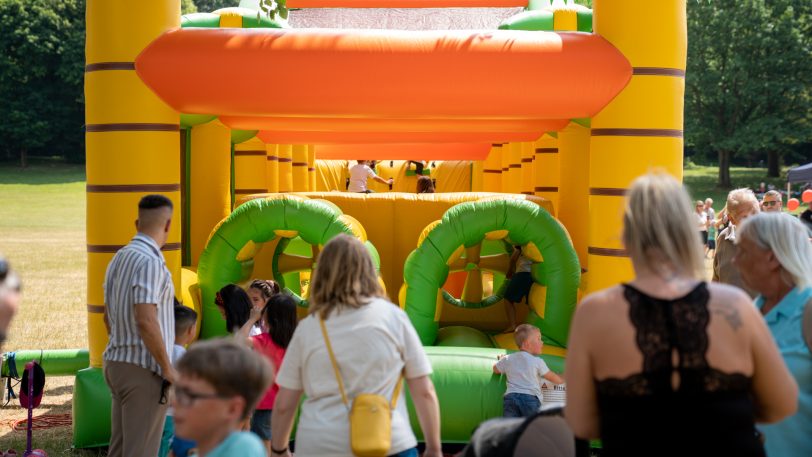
[72,0,686,447]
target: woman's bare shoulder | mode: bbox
[706,282,759,331]
[575,286,626,321]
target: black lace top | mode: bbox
[594,282,764,457]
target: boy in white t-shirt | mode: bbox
[348,160,393,193]
[493,324,565,417]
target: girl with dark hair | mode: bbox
[215,284,252,334]
[238,294,299,454]
[246,279,281,336]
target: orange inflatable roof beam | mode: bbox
[257,130,546,144]
[224,117,570,133]
[136,29,631,120]
[287,0,527,7]
[314,143,492,160]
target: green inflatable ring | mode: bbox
[404,199,580,347]
[197,197,358,338]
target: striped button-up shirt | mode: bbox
[103,233,175,376]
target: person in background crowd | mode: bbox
[734,212,812,457]
[712,188,760,297]
[761,190,783,213]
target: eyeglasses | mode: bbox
[173,385,231,407]
[763,201,780,207]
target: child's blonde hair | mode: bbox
[514,324,540,348]
[177,338,272,420]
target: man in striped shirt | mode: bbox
[103,194,176,457]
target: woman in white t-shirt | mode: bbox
[270,234,442,457]
[348,160,393,193]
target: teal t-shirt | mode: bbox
[755,287,812,457]
[206,431,266,457]
[708,225,716,241]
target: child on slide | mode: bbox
[503,245,533,333]
[348,160,393,193]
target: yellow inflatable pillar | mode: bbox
[85,0,181,367]
[502,143,522,194]
[266,144,279,193]
[483,145,502,192]
[521,142,535,195]
[588,0,686,292]
[308,145,316,191]
[190,121,232,265]
[234,136,267,199]
[291,145,309,191]
[471,160,484,192]
[534,134,560,215]
[558,122,590,268]
[277,144,293,192]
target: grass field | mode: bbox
[0,161,804,454]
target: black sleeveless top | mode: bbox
[594,282,764,457]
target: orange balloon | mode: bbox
[802,189,812,203]
[787,198,800,211]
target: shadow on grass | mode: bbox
[0,160,85,186]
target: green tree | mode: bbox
[0,0,85,165]
[182,0,198,14]
[685,0,812,186]
[194,0,239,13]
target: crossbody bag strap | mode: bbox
[320,317,405,410]
[319,317,349,409]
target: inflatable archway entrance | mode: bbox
[196,196,373,338]
[404,198,579,348]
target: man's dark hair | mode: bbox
[138,194,173,211]
[174,305,198,335]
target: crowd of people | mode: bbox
[1,169,811,457]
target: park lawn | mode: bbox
[0,163,97,456]
[0,161,796,454]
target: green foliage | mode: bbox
[182,0,198,14]
[193,0,239,13]
[685,0,812,185]
[0,0,85,164]
[258,0,288,21]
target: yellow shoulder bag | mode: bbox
[320,317,403,457]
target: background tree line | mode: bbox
[1,0,809,186]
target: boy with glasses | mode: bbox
[173,338,272,457]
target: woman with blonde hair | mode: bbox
[565,173,797,457]
[270,234,442,457]
[735,212,812,457]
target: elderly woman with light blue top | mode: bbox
[735,212,812,457]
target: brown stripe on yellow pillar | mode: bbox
[87,305,106,314]
[234,150,266,156]
[86,123,179,132]
[86,184,181,193]
[87,242,182,253]
[632,67,686,77]
[589,187,628,196]
[483,169,501,174]
[85,62,136,72]
[588,247,629,257]
[278,158,292,163]
[292,162,308,166]
[591,128,683,137]
[535,148,559,153]
[267,155,279,161]
[535,186,559,192]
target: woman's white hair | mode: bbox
[738,212,812,289]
